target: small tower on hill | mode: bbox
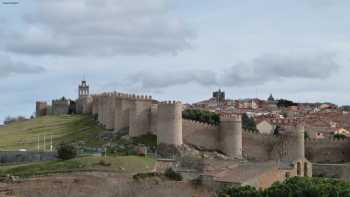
[267,94,275,102]
[78,80,89,98]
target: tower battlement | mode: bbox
[220,114,241,122]
[94,91,152,101]
[159,100,182,105]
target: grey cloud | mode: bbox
[125,69,217,90]
[0,55,45,78]
[4,0,194,56]
[221,53,339,86]
[123,53,339,90]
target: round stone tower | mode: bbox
[156,101,183,146]
[219,114,242,159]
[295,124,305,160]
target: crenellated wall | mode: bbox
[182,119,219,150]
[306,139,350,163]
[52,99,70,115]
[129,99,153,137]
[182,118,312,162]
[243,132,279,161]
[38,88,350,163]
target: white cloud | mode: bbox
[3,0,194,56]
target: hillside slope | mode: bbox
[0,115,105,151]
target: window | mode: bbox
[304,162,308,177]
[297,162,301,176]
[285,172,291,178]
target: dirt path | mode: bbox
[0,172,213,197]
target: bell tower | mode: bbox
[78,80,89,98]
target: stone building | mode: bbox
[256,120,275,135]
[52,97,73,115]
[36,101,48,117]
[76,80,93,114]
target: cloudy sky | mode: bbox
[0,0,349,123]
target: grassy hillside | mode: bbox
[0,156,156,177]
[0,115,105,151]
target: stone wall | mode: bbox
[0,151,57,164]
[91,92,153,133]
[182,119,219,150]
[36,101,48,117]
[52,99,70,115]
[76,96,93,114]
[114,97,132,132]
[306,139,350,163]
[150,104,158,135]
[243,132,278,161]
[313,163,350,180]
[79,91,350,165]
[129,100,153,137]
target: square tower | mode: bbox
[79,80,89,98]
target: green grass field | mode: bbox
[0,156,156,177]
[0,115,106,151]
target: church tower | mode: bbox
[78,80,89,98]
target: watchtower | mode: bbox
[294,124,305,160]
[157,101,183,146]
[219,114,242,159]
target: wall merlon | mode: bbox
[220,114,241,122]
[183,119,219,129]
[159,100,182,105]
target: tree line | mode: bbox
[218,176,350,197]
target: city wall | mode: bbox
[243,132,278,161]
[52,99,70,115]
[306,139,350,163]
[312,163,350,180]
[39,88,350,163]
[182,119,219,150]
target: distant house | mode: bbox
[256,120,275,135]
[334,128,350,137]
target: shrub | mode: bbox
[57,143,77,160]
[182,109,220,125]
[179,155,204,171]
[133,172,162,181]
[242,113,257,132]
[334,134,346,140]
[164,168,182,181]
[98,159,111,166]
[219,177,350,197]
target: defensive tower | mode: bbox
[36,101,48,117]
[129,95,153,137]
[219,114,242,159]
[295,124,305,160]
[157,101,183,146]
